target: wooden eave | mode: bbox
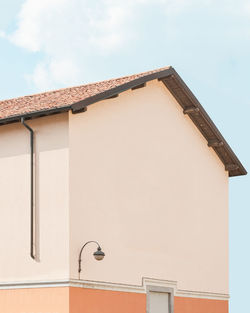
[158,69,247,177]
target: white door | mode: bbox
[149,291,170,313]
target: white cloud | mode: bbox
[26,58,81,91]
[9,0,141,89]
[5,0,249,91]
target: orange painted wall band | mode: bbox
[0,287,69,313]
[69,287,146,313]
[0,286,228,313]
[174,296,228,313]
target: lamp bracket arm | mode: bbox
[78,241,101,262]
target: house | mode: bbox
[0,66,246,313]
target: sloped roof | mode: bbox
[0,66,246,177]
[0,67,169,120]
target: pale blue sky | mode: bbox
[1,1,249,311]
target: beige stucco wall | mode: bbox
[0,114,69,282]
[69,80,229,294]
[0,80,229,294]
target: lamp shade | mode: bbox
[93,247,105,261]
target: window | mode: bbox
[146,286,174,313]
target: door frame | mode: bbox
[146,285,174,313]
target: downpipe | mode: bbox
[21,118,35,260]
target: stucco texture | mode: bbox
[69,80,229,294]
[0,114,69,281]
[0,79,229,296]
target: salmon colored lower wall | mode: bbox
[69,287,228,313]
[69,287,146,313]
[0,286,228,313]
[0,287,69,313]
[174,296,228,313]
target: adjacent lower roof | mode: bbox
[0,66,246,177]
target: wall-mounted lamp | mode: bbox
[78,241,105,279]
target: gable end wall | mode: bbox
[69,80,229,294]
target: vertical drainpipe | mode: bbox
[21,118,36,260]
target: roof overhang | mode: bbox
[0,67,246,177]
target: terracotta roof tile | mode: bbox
[0,67,170,120]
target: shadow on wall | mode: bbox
[0,113,69,263]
